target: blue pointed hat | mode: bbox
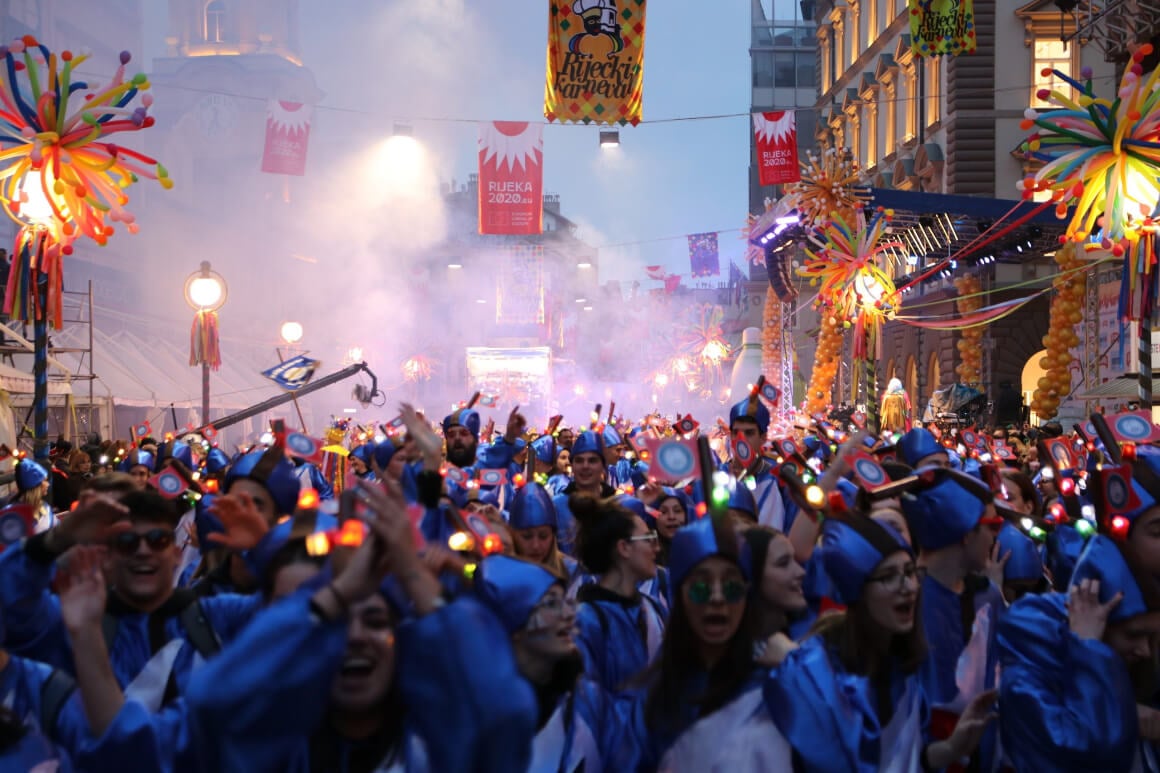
[658,487,693,519]
[729,394,770,435]
[350,443,375,466]
[473,555,562,633]
[898,428,947,467]
[630,463,650,489]
[118,449,154,473]
[245,511,340,580]
[155,439,193,473]
[997,524,1044,583]
[819,516,912,605]
[442,408,481,441]
[530,435,556,466]
[669,516,750,590]
[571,430,605,459]
[14,459,47,492]
[508,482,558,531]
[1123,445,1160,528]
[1070,534,1149,622]
[901,467,990,551]
[727,482,757,520]
[1046,523,1088,591]
[225,447,301,519]
[602,425,623,449]
[204,447,230,474]
[372,438,397,470]
[194,494,224,552]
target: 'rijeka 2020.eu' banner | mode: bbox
[478,122,544,235]
[545,0,647,126]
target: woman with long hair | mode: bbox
[507,482,584,594]
[765,514,995,771]
[571,493,665,693]
[629,515,792,770]
[743,526,808,665]
[9,459,54,533]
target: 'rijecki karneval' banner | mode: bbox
[754,111,802,186]
[545,0,647,126]
[478,122,544,235]
[908,0,976,57]
[261,100,312,176]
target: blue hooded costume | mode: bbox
[474,555,636,772]
[715,396,787,530]
[765,517,928,772]
[552,431,616,556]
[507,483,584,595]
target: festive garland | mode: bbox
[762,291,781,390]
[783,146,870,228]
[806,311,844,415]
[953,275,983,385]
[1031,242,1086,419]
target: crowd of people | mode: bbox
[0,390,1156,771]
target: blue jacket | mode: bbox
[0,654,91,771]
[996,592,1141,771]
[527,677,637,771]
[574,585,667,694]
[0,535,258,706]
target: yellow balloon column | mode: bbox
[1030,242,1086,420]
[953,275,984,385]
[806,312,844,415]
[762,292,782,389]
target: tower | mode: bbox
[165,0,301,63]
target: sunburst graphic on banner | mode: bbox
[479,122,543,172]
[266,100,312,134]
[753,112,796,145]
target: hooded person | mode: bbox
[997,531,1160,771]
[901,467,1006,769]
[995,524,1049,604]
[223,446,301,526]
[118,449,155,491]
[474,554,636,770]
[553,430,616,555]
[720,393,787,530]
[506,481,584,594]
[618,494,673,611]
[898,427,950,469]
[347,443,377,482]
[9,459,53,533]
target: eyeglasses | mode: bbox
[867,564,926,592]
[531,595,576,617]
[110,529,175,555]
[627,531,659,545]
[685,579,747,605]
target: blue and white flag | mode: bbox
[262,355,320,391]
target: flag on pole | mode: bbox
[688,233,720,277]
[753,111,802,185]
[261,100,313,176]
[645,265,666,280]
[478,121,544,235]
[261,355,321,391]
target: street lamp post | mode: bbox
[279,321,308,431]
[185,261,227,426]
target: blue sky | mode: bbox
[144,0,753,285]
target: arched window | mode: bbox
[205,0,226,43]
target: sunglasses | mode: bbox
[627,531,659,545]
[685,579,747,605]
[111,529,175,555]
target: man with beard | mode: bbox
[552,430,616,555]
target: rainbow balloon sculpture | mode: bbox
[1019,45,1160,321]
[783,146,871,229]
[0,36,170,326]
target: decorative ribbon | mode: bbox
[4,227,65,328]
[892,293,1044,330]
[189,309,221,370]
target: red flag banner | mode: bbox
[544,0,647,126]
[261,100,312,176]
[645,265,666,280]
[754,112,801,186]
[478,121,544,235]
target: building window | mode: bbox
[865,104,878,168]
[754,52,774,87]
[865,0,878,46]
[774,52,796,87]
[924,55,940,125]
[904,66,917,141]
[205,0,226,43]
[849,4,860,66]
[884,83,897,156]
[1032,39,1074,108]
[797,52,816,88]
[833,21,845,79]
[821,38,832,91]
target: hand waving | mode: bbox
[504,406,528,443]
[48,492,130,553]
[207,491,270,551]
[947,689,998,759]
[1068,578,1122,641]
[57,545,108,634]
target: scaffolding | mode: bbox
[0,281,97,447]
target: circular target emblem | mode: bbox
[287,434,315,456]
[779,439,798,457]
[479,470,504,486]
[466,514,490,536]
[853,457,886,488]
[1114,413,1153,442]
[156,472,185,497]
[656,443,697,478]
[1107,474,1131,510]
[734,438,753,464]
[0,513,25,544]
[781,460,800,476]
[961,430,977,447]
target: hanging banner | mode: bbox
[260,100,312,176]
[688,232,720,278]
[496,245,546,326]
[478,122,544,235]
[908,0,977,57]
[754,112,802,186]
[544,0,648,126]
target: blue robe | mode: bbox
[527,678,636,772]
[79,590,537,772]
[544,473,571,497]
[996,593,1141,771]
[636,567,672,614]
[0,655,90,772]
[574,586,666,694]
[294,462,334,500]
[765,636,929,772]
[0,538,259,705]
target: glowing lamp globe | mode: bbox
[184,262,227,311]
[280,321,304,345]
[17,172,58,227]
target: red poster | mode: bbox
[754,111,801,186]
[261,100,312,176]
[478,121,544,235]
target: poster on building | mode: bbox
[688,232,720,277]
[496,245,546,326]
[753,112,802,186]
[907,0,976,57]
[478,122,544,235]
[544,0,647,126]
[260,100,312,176]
